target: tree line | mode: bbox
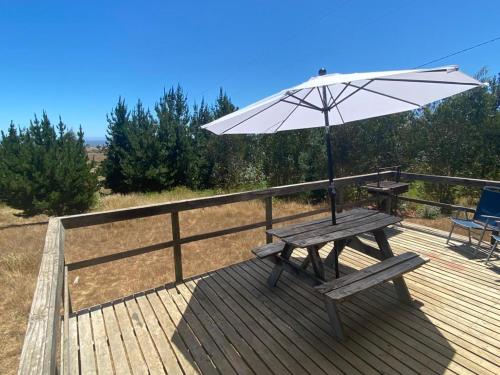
[1,70,498,215]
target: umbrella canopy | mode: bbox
[203,66,483,134]
[202,65,485,224]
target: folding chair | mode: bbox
[446,186,500,256]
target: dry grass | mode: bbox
[0,189,491,374]
[0,224,46,374]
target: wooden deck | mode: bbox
[65,222,500,375]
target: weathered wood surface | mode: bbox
[400,172,500,188]
[397,195,476,213]
[66,222,500,374]
[364,181,410,194]
[60,171,393,229]
[66,204,374,271]
[270,208,401,248]
[18,218,65,375]
[252,241,285,259]
[316,252,420,294]
[324,254,429,301]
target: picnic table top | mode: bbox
[267,208,401,248]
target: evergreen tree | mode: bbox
[208,88,244,188]
[0,113,97,215]
[156,86,192,188]
[102,98,132,193]
[190,100,214,188]
[122,101,162,191]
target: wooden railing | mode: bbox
[18,170,500,374]
[18,218,65,375]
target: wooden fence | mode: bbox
[17,170,500,374]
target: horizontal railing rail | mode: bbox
[60,171,393,229]
[18,218,65,375]
[65,197,377,272]
[396,196,476,213]
[399,172,500,188]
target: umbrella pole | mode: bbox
[324,121,336,225]
[320,77,336,225]
[322,88,340,278]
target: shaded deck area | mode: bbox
[66,222,500,374]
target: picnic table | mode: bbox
[253,207,429,341]
[264,208,402,286]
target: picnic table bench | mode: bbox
[253,208,429,341]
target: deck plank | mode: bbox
[145,292,199,375]
[89,309,113,374]
[156,288,218,375]
[101,305,131,375]
[68,315,80,375]
[124,297,165,374]
[135,294,183,375]
[66,222,500,375]
[77,311,97,374]
[113,302,149,375]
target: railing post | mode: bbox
[171,211,183,282]
[265,197,273,244]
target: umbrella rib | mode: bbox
[326,86,337,107]
[347,82,422,107]
[327,86,345,124]
[329,80,374,110]
[286,92,323,111]
[329,83,350,108]
[372,77,482,86]
[272,88,315,133]
[220,91,295,134]
[325,85,346,124]
[282,99,318,111]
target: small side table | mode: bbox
[364,181,409,214]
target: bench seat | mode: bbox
[316,251,429,341]
[252,241,286,259]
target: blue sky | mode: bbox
[0,0,499,138]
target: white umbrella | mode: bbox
[202,65,485,223]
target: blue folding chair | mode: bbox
[446,186,500,256]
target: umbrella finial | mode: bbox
[318,68,327,76]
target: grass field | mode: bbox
[0,189,477,374]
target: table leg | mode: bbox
[373,230,412,304]
[300,254,311,270]
[325,240,345,278]
[267,244,293,287]
[308,245,325,281]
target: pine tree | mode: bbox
[102,98,132,193]
[190,100,214,188]
[156,86,193,188]
[0,114,98,215]
[122,100,162,191]
[208,88,242,188]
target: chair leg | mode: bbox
[446,222,455,244]
[486,241,498,265]
[474,225,489,258]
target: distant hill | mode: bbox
[85,138,106,147]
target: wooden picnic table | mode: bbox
[265,208,402,286]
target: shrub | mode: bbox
[0,114,98,215]
[416,205,441,219]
